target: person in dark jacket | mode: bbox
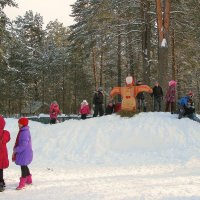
[136,81,147,112]
[12,117,33,190]
[105,101,115,115]
[178,91,200,123]
[152,81,163,111]
[93,87,104,117]
[0,116,10,192]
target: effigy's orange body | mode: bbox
[110,84,152,112]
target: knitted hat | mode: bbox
[18,117,29,126]
[98,87,103,92]
[169,80,177,87]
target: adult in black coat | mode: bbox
[152,81,163,111]
[93,87,104,117]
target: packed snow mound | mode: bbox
[5,112,200,167]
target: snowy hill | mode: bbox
[6,112,200,167]
[2,112,200,200]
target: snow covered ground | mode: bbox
[2,112,200,200]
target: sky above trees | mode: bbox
[4,0,76,27]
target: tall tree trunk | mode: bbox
[8,99,11,117]
[92,47,97,90]
[19,98,22,116]
[158,47,168,88]
[171,26,176,80]
[117,30,122,102]
[156,0,163,45]
[34,80,39,100]
[99,48,103,87]
[156,0,171,91]
[127,24,135,78]
[62,62,66,113]
[141,0,151,85]
[117,31,122,87]
[73,64,77,113]
[42,69,45,105]
[195,69,200,112]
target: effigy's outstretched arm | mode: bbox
[110,87,121,98]
[135,85,153,97]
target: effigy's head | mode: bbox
[125,76,134,86]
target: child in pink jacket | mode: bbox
[165,80,177,114]
[79,100,90,120]
[49,101,61,124]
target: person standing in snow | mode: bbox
[178,91,200,123]
[165,80,177,114]
[12,117,33,190]
[49,101,61,124]
[152,81,163,111]
[93,87,104,117]
[136,80,147,112]
[0,115,10,192]
[79,100,90,119]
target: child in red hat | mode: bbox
[12,117,33,190]
[0,115,10,192]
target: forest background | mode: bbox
[0,0,200,116]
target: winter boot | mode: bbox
[26,174,32,185]
[0,179,5,187]
[2,179,5,187]
[16,177,26,190]
[0,182,4,192]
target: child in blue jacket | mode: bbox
[178,91,200,123]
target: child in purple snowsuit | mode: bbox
[12,117,33,190]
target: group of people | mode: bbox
[78,87,107,119]
[49,80,200,124]
[136,80,185,114]
[162,80,200,123]
[1,81,199,192]
[135,80,164,113]
[0,116,33,192]
[138,79,200,123]
[81,80,200,123]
